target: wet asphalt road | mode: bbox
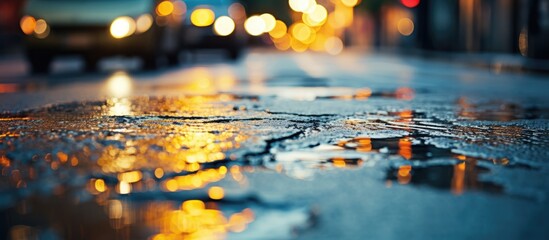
[1,49,549,240]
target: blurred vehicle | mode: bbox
[180,0,247,60]
[20,0,183,73]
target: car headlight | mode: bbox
[190,8,215,27]
[110,16,136,39]
[214,16,235,36]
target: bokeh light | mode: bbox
[244,15,266,36]
[156,1,175,16]
[289,0,316,13]
[191,8,215,27]
[136,14,153,33]
[208,186,225,200]
[34,19,48,35]
[260,13,277,33]
[397,18,415,36]
[110,16,136,39]
[325,36,344,55]
[214,16,236,36]
[269,20,288,39]
[20,16,36,35]
[401,0,420,8]
[341,0,360,7]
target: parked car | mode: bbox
[20,0,183,73]
[180,0,247,60]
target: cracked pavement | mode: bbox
[1,50,549,239]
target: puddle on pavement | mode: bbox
[457,97,549,121]
[241,86,415,101]
[0,191,311,240]
[1,91,549,239]
[0,94,312,239]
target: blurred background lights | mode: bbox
[401,0,420,8]
[106,71,133,98]
[33,19,49,38]
[291,23,312,43]
[397,18,415,36]
[20,16,36,35]
[244,15,265,36]
[307,4,327,23]
[136,14,153,33]
[110,16,136,39]
[269,20,287,39]
[341,0,360,8]
[156,0,174,16]
[214,16,235,36]
[325,36,343,55]
[208,186,224,200]
[260,13,276,33]
[289,0,316,13]
[191,8,215,27]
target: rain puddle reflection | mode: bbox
[1,89,549,239]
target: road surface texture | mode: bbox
[1,50,549,240]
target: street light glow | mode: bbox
[260,13,277,33]
[110,16,136,39]
[191,8,215,27]
[289,0,316,13]
[214,16,236,36]
[244,15,266,36]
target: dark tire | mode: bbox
[84,55,100,72]
[27,52,52,74]
[227,48,241,61]
[166,51,179,66]
[142,55,158,70]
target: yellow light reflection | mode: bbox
[105,71,133,98]
[191,9,215,27]
[451,162,466,195]
[397,165,412,184]
[398,138,412,160]
[118,170,143,183]
[155,168,165,179]
[147,200,254,239]
[118,181,131,194]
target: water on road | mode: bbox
[1,50,549,239]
